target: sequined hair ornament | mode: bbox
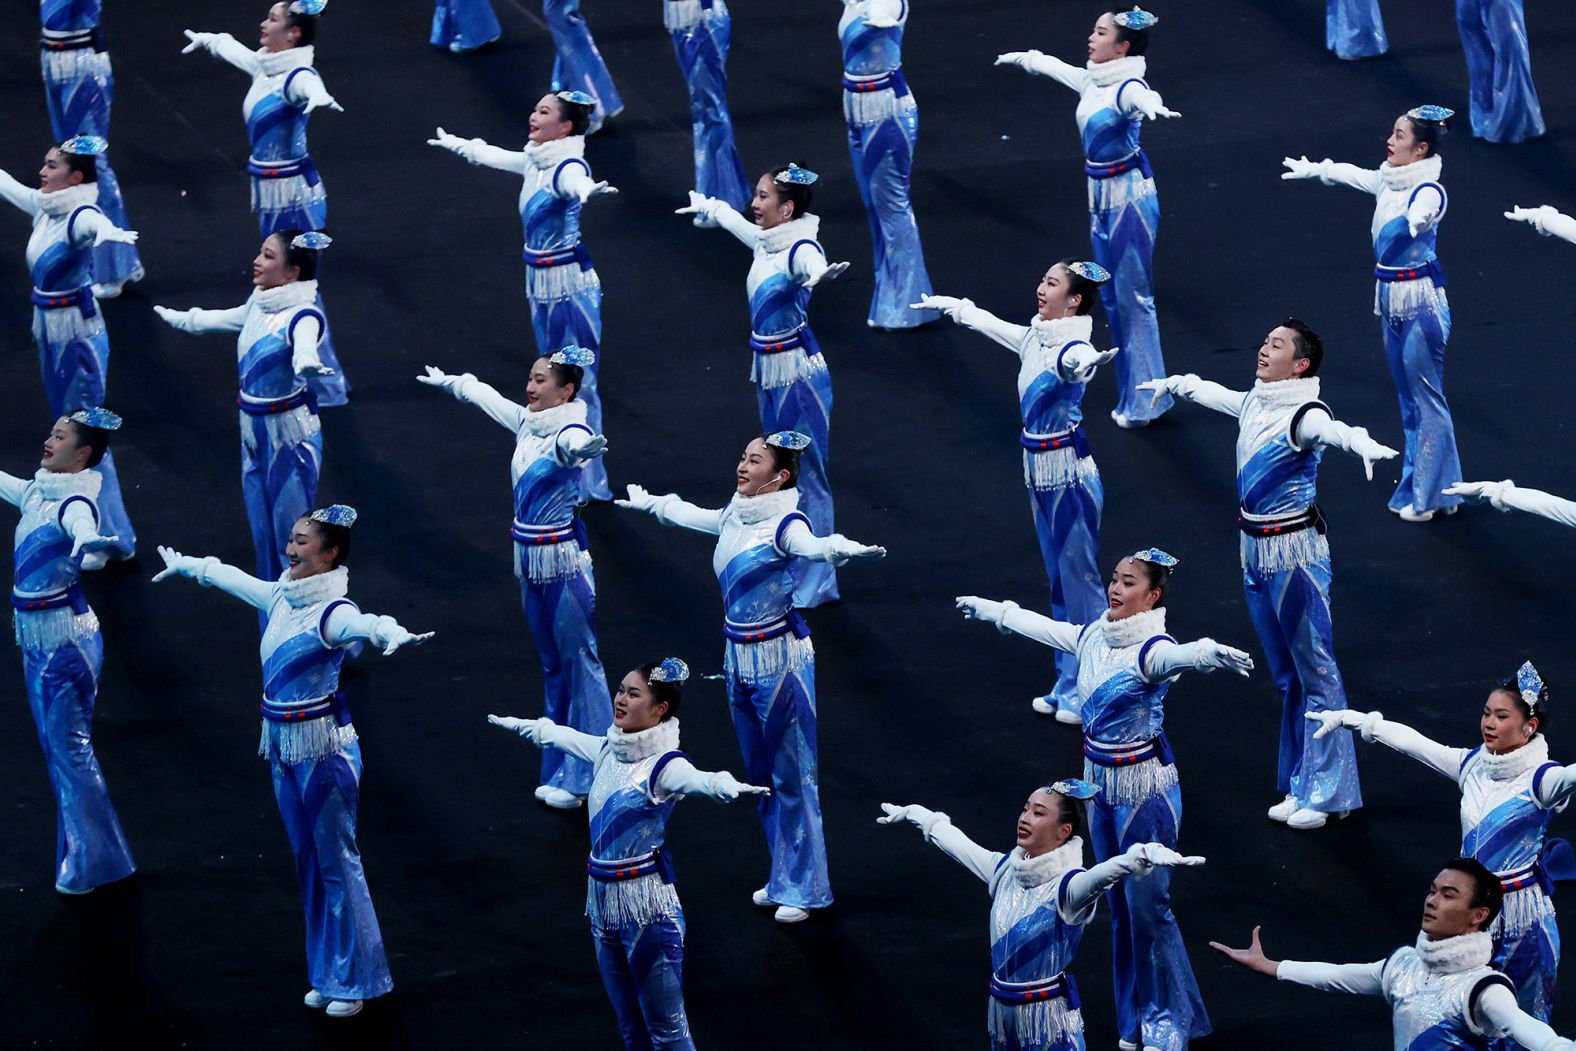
[1066,260,1112,284]
[765,430,813,451]
[774,163,819,187]
[1407,104,1455,124]
[1131,547,1178,568]
[59,134,108,156]
[1047,778,1099,801]
[1517,661,1545,712]
[309,504,357,528]
[68,407,122,431]
[649,657,690,684]
[288,0,327,14]
[291,231,333,251]
[549,346,597,367]
[555,89,595,108]
[1112,6,1159,30]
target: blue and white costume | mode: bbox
[424,370,613,798]
[154,281,328,583]
[497,714,759,1050]
[621,485,884,912]
[430,0,500,52]
[1456,0,1544,144]
[1275,930,1575,1050]
[544,0,623,129]
[1326,0,1388,59]
[839,0,937,329]
[2,465,134,893]
[665,0,749,210]
[999,49,1176,425]
[0,172,137,561]
[429,131,613,500]
[39,0,142,290]
[1284,152,1461,517]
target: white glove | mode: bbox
[1442,479,1514,509]
[293,345,333,378]
[1062,343,1120,383]
[614,483,663,514]
[304,95,345,115]
[150,544,203,583]
[1504,205,1557,232]
[153,305,195,331]
[823,535,886,566]
[710,771,771,801]
[803,261,850,288]
[93,225,138,247]
[909,294,967,320]
[567,433,609,461]
[1125,841,1206,872]
[416,365,474,397]
[994,49,1042,69]
[877,802,937,827]
[1280,155,1323,181]
[375,622,435,656]
[487,714,547,742]
[1344,427,1399,481]
[954,595,1017,635]
[1194,639,1254,676]
[70,532,120,560]
[1133,98,1180,120]
[427,127,476,162]
[1136,375,1185,407]
[582,180,618,201]
[674,190,726,222]
[1304,709,1373,740]
[180,29,217,53]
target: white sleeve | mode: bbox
[62,207,129,247]
[282,67,334,109]
[926,819,1005,886]
[551,159,598,202]
[454,375,530,433]
[1169,375,1247,417]
[1407,184,1446,233]
[1316,160,1384,195]
[710,202,762,247]
[1364,717,1470,781]
[1061,852,1147,919]
[59,498,103,549]
[173,304,250,333]
[997,604,1083,655]
[466,140,530,175]
[1532,763,1576,809]
[953,301,1031,355]
[651,757,742,801]
[321,606,415,650]
[1275,959,1386,996]
[1117,80,1170,119]
[651,496,726,535]
[1474,983,1571,1048]
[0,471,28,507]
[535,721,607,765]
[0,169,43,216]
[1294,407,1366,455]
[193,558,277,610]
[1020,52,1087,91]
[289,313,323,371]
[1496,485,1576,529]
[555,426,605,467]
[787,240,829,285]
[201,32,264,75]
[862,0,904,25]
[1537,210,1576,245]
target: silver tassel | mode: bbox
[1083,756,1179,808]
[1087,171,1156,214]
[1023,449,1099,492]
[241,404,321,453]
[258,716,358,765]
[34,305,104,347]
[251,174,326,216]
[41,49,111,86]
[724,634,815,686]
[663,0,726,31]
[988,1000,1085,1046]
[515,540,590,584]
[841,87,914,128]
[586,874,683,929]
[13,608,99,652]
[750,349,827,391]
[1375,279,1448,322]
[524,263,600,305]
[1241,529,1330,573]
[1495,885,1552,940]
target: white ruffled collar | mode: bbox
[1414,930,1492,974]
[37,182,99,218]
[1100,606,1167,649]
[524,135,585,171]
[30,467,101,501]
[728,487,801,526]
[758,214,821,255]
[1085,55,1146,89]
[256,44,315,78]
[1250,376,1321,409]
[1008,835,1086,889]
[274,565,348,608]
[250,279,319,315]
[1475,733,1548,780]
[1030,313,1093,350]
[520,398,587,437]
[1380,155,1442,192]
[607,717,680,762]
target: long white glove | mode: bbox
[68,530,120,560]
[427,126,481,164]
[1442,478,1576,527]
[1339,427,1396,481]
[1060,342,1120,383]
[707,771,771,801]
[292,344,332,377]
[614,483,664,514]
[1280,155,1323,181]
[910,294,967,321]
[1147,638,1254,678]
[803,260,850,288]
[150,545,209,583]
[416,364,475,399]
[876,802,952,841]
[1505,205,1576,244]
[1127,91,1180,120]
[365,618,435,656]
[1137,374,1244,416]
[955,595,1014,634]
[153,305,197,332]
[820,535,886,566]
[560,430,609,465]
[1443,479,1517,510]
[994,49,1043,69]
[1124,841,1205,872]
[674,190,728,224]
[180,29,218,53]
[92,223,138,247]
[488,714,547,742]
[1296,412,1398,481]
[1306,708,1382,741]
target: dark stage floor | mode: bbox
[4,0,1576,1047]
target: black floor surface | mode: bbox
[4,0,1576,1047]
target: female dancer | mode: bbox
[616,432,885,922]
[1456,0,1544,143]
[957,550,1255,1051]
[914,260,1117,724]
[677,166,850,607]
[839,0,938,329]
[3,409,134,894]
[1326,0,1387,60]
[544,0,623,132]
[0,137,138,564]
[418,349,613,808]
[428,90,617,500]
[1307,663,1576,1034]
[878,781,1204,1051]
[153,230,332,584]
[1282,106,1462,521]
[1506,205,1576,245]
[666,0,749,211]
[995,7,1178,428]
[490,658,768,1049]
[151,506,433,1018]
[39,0,143,297]
[430,0,500,53]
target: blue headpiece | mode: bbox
[309,504,357,528]
[1131,547,1179,568]
[1406,105,1455,124]
[1066,260,1112,284]
[290,231,333,251]
[774,163,819,187]
[59,134,108,157]
[1517,661,1545,711]
[549,346,597,368]
[288,0,327,14]
[555,89,595,108]
[649,657,690,684]
[68,407,122,431]
[1047,778,1100,801]
[1112,6,1159,30]
[765,430,813,451]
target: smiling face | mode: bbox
[736,437,786,496]
[1087,12,1129,63]
[527,95,573,145]
[1481,688,1536,754]
[526,357,574,411]
[1256,325,1309,383]
[612,669,669,732]
[1386,117,1429,167]
[252,234,300,289]
[752,174,791,229]
[284,517,338,580]
[1036,263,1083,320]
[1106,557,1161,621]
[38,148,83,193]
[1016,789,1074,857]
[259,2,299,51]
[40,417,91,473]
[1421,868,1491,939]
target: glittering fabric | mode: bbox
[429,0,500,51]
[1381,938,1505,1049]
[244,62,327,234]
[986,862,1089,1050]
[593,917,695,1050]
[1326,0,1388,58]
[544,0,623,124]
[667,0,748,209]
[1455,0,1544,144]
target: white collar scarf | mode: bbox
[728,487,801,526]
[1030,314,1093,351]
[256,44,315,78]
[37,182,99,219]
[524,135,585,172]
[250,279,319,315]
[1085,55,1146,89]
[1008,835,1086,889]
[758,214,820,255]
[274,565,348,609]
[1380,155,1442,193]
[520,398,588,438]
[607,717,681,763]
[1100,606,1167,649]
[1413,930,1492,974]
[1473,733,1548,782]
[1250,376,1321,410]
[31,467,102,502]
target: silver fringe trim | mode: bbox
[251,174,326,217]
[525,262,600,305]
[664,0,727,31]
[1083,755,1179,807]
[239,403,321,453]
[41,48,111,86]
[751,349,828,391]
[1022,449,1099,492]
[1241,528,1330,574]
[33,303,105,346]
[988,1000,1085,1047]
[1495,885,1552,939]
[258,715,358,765]
[842,86,916,128]
[1374,278,1448,322]
[724,632,815,686]
[14,607,99,652]
[513,539,591,584]
[1087,170,1156,214]
[586,873,682,930]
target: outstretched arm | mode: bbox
[322,605,435,655]
[551,158,617,205]
[955,596,1081,654]
[1407,184,1446,237]
[1063,842,1205,916]
[180,31,263,75]
[778,517,886,566]
[1143,637,1254,680]
[282,67,343,115]
[1281,156,1383,195]
[858,0,904,28]
[994,50,1087,92]
[1137,374,1246,417]
[0,471,29,507]
[0,168,43,216]
[1295,408,1399,481]
[416,366,529,433]
[426,128,528,175]
[1444,480,1576,529]
[676,191,760,246]
[58,499,120,561]
[151,546,275,609]
[654,758,770,803]
[1507,206,1576,246]
[1118,81,1181,120]
[915,296,1030,354]
[877,804,1003,885]
[615,484,725,535]
[487,714,605,764]
[1306,709,1467,780]
[787,239,850,289]
[1210,926,1385,995]
[153,303,249,334]
[63,207,138,248]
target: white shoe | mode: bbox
[1054,707,1082,726]
[751,887,773,907]
[55,882,93,895]
[774,906,810,923]
[533,785,551,801]
[1267,794,1299,822]
[1110,411,1149,430]
[303,990,330,1009]
[1030,695,1057,716]
[1397,505,1435,523]
[1118,1041,1139,1051]
[80,550,110,572]
[325,999,363,1018]
[1287,807,1350,830]
[538,787,584,809]
[91,281,125,300]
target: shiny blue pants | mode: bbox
[242,415,322,583]
[1380,302,1461,515]
[519,561,613,796]
[755,365,836,607]
[1029,478,1104,716]
[1490,899,1559,1049]
[271,742,394,1001]
[1456,0,1545,143]
[545,0,623,124]
[430,0,501,51]
[1089,181,1171,424]
[593,915,695,1050]
[1326,0,1388,58]
[530,282,608,500]
[23,632,135,893]
[846,100,938,329]
[670,14,749,209]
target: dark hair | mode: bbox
[281,5,318,47]
[538,356,583,400]
[1492,674,1546,732]
[63,416,110,468]
[766,166,816,220]
[1126,555,1170,607]
[1044,787,1087,839]
[268,229,322,281]
[638,662,682,722]
[1058,258,1101,316]
[60,150,98,184]
[302,513,351,568]
[1110,16,1150,56]
[1280,316,1324,377]
[1404,114,1448,158]
[552,95,594,136]
[759,437,801,490]
[1441,857,1503,929]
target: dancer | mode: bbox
[489,658,768,1050]
[1282,106,1462,521]
[1446,480,1576,527]
[878,780,1205,1051]
[418,349,613,808]
[428,91,616,500]
[913,260,1118,724]
[995,7,1178,428]
[956,550,1255,1050]
[1308,662,1576,1029]
[1327,0,1388,60]
[615,432,886,922]
[151,506,433,1018]
[1506,206,1576,246]
[1137,318,1397,829]
[39,0,144,297]
[840,0,939,329]
[0,137,138,564]
[3,409,135,894]
[677,166,850,607]
[1456,0,1544,144]
[665,0,749,212]
[544,0,623,132]
[1212,860,1576,1050]
[430,0,500,53]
